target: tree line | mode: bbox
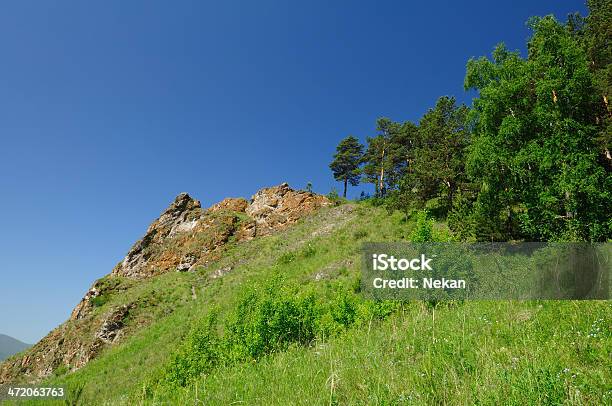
[330,1,611,242]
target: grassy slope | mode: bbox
[169,301,610,405]
[21,202,611,405]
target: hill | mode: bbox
[0,183,330,383]
[0,335,30,362]
[1,184,609,405]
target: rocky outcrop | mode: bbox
[112,193,203,278]
[0,183,331,384]
[94,304,133,344]
[0,304,133,382]
[70,285,102,321]
[112,184,330,279]
[208,197,249,213]
[246,183,331,236]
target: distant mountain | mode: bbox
[0,334,30,361]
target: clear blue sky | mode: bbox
[0,1,587,343]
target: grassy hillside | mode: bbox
[15,202,611,405]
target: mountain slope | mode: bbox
[2,185,610,405]
[0,335,30,361]
[0,183,330,383]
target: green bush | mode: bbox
[90,294,109,307]
[162,312,220,387]
[329,290,358,328]
[410,210,456,242]
[155,279,397,391]
[410,210,434,242]
[327,188,340,201]
[224,283,318,361]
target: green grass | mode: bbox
[13,202,611,405]
[157,301,611,405]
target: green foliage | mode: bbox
[410,210,435,242]
[327,290,358,328]
[447,191,477,240]
[329,135,364,197]
[151,300,611,405]
[361,118,418,198]
[156,282,320,388]
[162,312,221,387]
[464,16,611,241]
[580,0,612,158]
[154,277,398,391]
[90,295,109,308]
[223,281,319,361]
[362,126,389,197]
[333,5,611,243]
[327,188,340,202]
[409,210,456,242]
[406,97,470,214]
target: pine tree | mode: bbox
[413,96,469,210]
[329,136,364,198]
[362,118,406,196]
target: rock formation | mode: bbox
[246,183,331,236]
[110,183,330,279]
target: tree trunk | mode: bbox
[343,178,347,198]
[446,180,454,209]
[379,147,386,195]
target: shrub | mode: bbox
[410,210,434,242]
[154,279,398,392]
[329,290,358,328]
[224,283,318,361]
[90,295,109,307]
[410,210,456,242]
[327,188,340,201]
[162,312,220,387]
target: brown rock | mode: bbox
[95,304,133,344]
[70,285,101,321]
[208,197,248,213]
[246,183,331,236]
[112,193,203,278]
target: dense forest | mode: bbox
[330,0,611,242]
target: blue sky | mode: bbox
[0,1,587,343]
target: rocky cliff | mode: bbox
[0,184,330,383]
